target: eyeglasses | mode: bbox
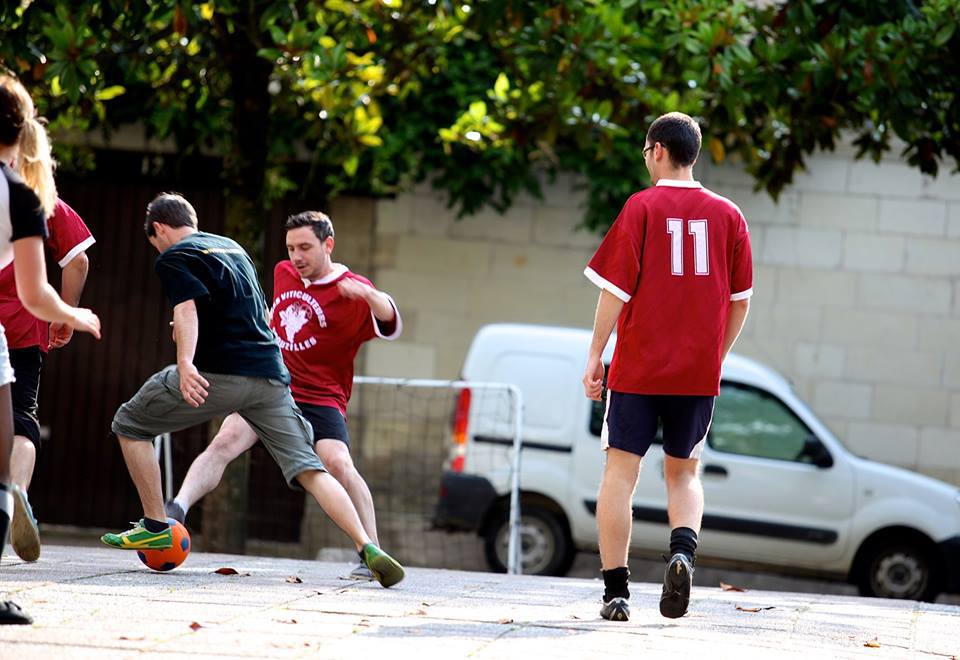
[642,145,654,156]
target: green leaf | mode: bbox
[258,48,283,62]
[493,72,509,100]
[469,101,487,120]
[343,155,359,176]
[933,23,955,47]
[94,85,126,101]
[730,42,752,63]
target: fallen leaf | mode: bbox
[189,621,204,631]
[720,581,747,592]
[735,605,775,613]
[286,576,303,584]
[214,567,238,575]
[497,618,514,624]
[864,638,881,648]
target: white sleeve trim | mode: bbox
[584,266,632,303]
[372,293,402,341]
[730,287,753,301]
[57,236,96,268]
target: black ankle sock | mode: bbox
[602,566,630,603]
[143,517,170,533]
[670,527,698,563]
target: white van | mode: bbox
[433,323,960,601]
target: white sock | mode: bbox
[0,483,13,546]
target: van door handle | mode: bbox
[703,464,728,477]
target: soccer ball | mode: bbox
[137,518,191,572]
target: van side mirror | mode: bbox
[801,436,833,468]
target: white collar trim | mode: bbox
[656,179,702,188]
[301,263,348,287]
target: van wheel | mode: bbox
[856,542,940,601]
[483,505,575,576]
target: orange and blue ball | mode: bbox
[137,518,191,572]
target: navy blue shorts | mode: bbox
[601,391,715,459]
[298,402,350,446]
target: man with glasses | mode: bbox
[582,112,753,621]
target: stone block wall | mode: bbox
[352,154,960,484]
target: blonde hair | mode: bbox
[17,115,57,218]
[0,73,56,218]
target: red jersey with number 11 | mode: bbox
[584,180,753,396]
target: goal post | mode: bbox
[350,376,525,575]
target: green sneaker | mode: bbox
[101,519,172,550]
[361,543,405,588]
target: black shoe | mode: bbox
[659,553,693,619]
[600,596,630,621]
[164,500,186,525]
[0,600,32,625]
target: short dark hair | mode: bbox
[0,80,26,147]
[285,211,334,241]
[646,112,702,168]
[144,192,198,237]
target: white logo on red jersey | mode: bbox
[272,290,327,352]
[279,304,311,343]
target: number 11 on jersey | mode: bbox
[667,218,709,276]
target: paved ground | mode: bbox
[1,546,958,659]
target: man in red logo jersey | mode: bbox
[582,113,752,622]
[167,211,400,579]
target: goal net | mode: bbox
[297,377,524,574]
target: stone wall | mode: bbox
[355,152,960,485]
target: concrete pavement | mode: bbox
[1,545,958,659]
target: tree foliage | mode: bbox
[1,0,957,241]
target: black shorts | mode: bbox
[10,346,43,449]
[298,402,350,446]
[602,391,715,459]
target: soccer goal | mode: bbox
[297,376,525,575]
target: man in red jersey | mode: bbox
[166,210,400,579]
[1,198,94,562]
[582,112,752,622]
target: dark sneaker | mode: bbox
[0,600,32,625]
[101,520,172,550]
[345,563,376,581]
[10,485,40,562]
[164,500,186,525]
[660,552,694,619]
[360,543,405,588]
[600,596,630,621]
